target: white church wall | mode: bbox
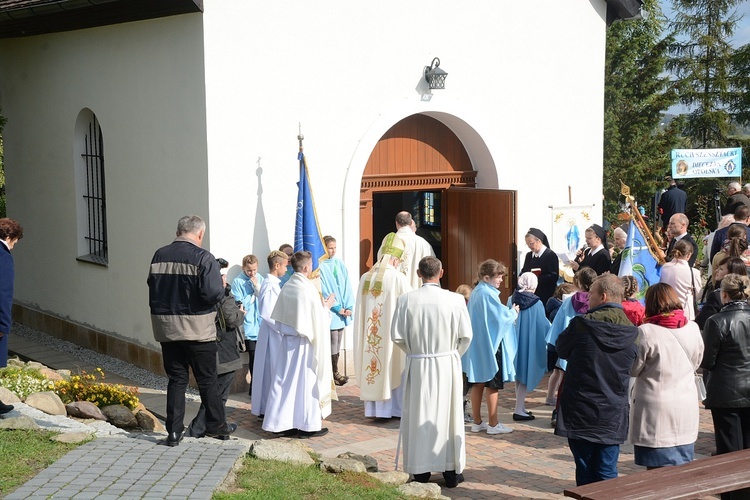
[0,0,610,354]
[201,0,608,281]
[0,14,209,348]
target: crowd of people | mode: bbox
[136,190,750,494]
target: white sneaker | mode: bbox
[487,423,513,435]
[470,421,488,433]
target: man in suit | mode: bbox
[666,213,699,268]
[657,177,687,233]
[709,205,750,263]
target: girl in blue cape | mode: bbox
[508,272,551,421]
[462,259,518,435]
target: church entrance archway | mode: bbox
[359,113,517,298]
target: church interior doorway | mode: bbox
[372,190,442,263]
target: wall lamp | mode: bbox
[424,57,448,90]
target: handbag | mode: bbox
[666,325,706,401]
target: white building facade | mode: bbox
[0,0,641,374]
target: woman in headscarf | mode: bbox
[570,224,611,276]
[520,228,559,306]
[509,272,551,421]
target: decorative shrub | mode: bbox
[0,367,56,399]
[53,368,140,410]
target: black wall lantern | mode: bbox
[424,57,448,90]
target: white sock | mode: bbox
[514,383,528,415]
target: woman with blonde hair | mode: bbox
[462,259,518,435]
[659,240,703,320]
[702,273,750,499]
[620,275,645,326]
[630,283,703,469]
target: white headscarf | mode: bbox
[517,272,538,293]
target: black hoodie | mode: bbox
[554,303,637,445]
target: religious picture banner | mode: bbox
[671,147,742,179]
[550,205,595,258]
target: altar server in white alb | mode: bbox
[250,250,288,417]
[391,256,472,488]
[354,232,412,418]
[262,250,337,438]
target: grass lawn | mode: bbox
[214,456,407,500]
[0,429,86,496]
[0,430,407,499]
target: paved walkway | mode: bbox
[6,332,719,499]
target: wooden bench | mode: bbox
[564,448,750,499]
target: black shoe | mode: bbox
[166,431,184,447]
[205,422,237,438]
[513,413,535,421]
[551,410,557,428]
[413,472,431,483]
[298,427,329,439]
[444,471,465,488]
[276,428,299,437]
[0,401,14,415]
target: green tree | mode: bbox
[603,0,681,227]
[730,42,750,129]
[666,0,746,228]
[668,0,742,147]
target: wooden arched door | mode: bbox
[359,113,516,298]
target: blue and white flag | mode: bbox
[618,219,661,303]
[294,151,327,274]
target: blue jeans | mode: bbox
[568,438,620,486]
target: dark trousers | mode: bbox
[161,340,225,435]
[568,438,620,486]
[712,408,750,500]
[186,370,234,437]
[245,339,256,377]
[0,332,7,368]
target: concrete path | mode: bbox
[6,332,719,499]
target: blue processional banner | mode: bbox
[671,147,742,179]
[294,151,327,274]
[618,220,661,304]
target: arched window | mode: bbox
[74,109,107,265]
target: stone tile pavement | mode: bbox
[6,333,719,499]
[6,437,248,500]
[226,378,718,499]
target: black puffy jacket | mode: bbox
[702,301,750,408]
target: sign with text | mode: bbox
[671,147,742,179]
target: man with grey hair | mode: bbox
[555,274,637,485]
[723,181,750,216]
[666,213,699,268]
[148,215,236,446]
[743,183,750,197]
